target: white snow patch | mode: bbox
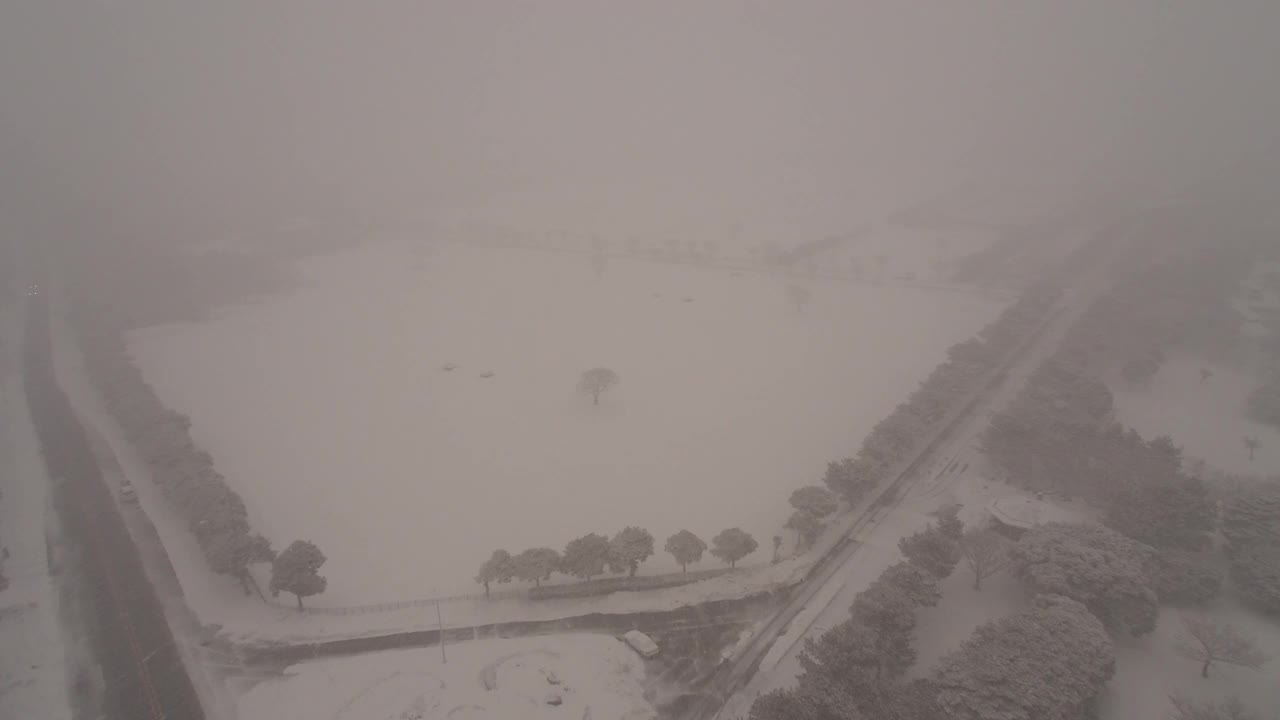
[1112,353,1280,477]
[236,634,655,720]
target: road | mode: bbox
[22,289,206,720]
[697,220,1132,720]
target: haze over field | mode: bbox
[4,1,1280,251]
[4,3,1280,720]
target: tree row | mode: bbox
[475,526,759,598]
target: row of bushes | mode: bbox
[68,305,325,606]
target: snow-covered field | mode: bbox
[237,634,655,720]
[126,243,1000,605]
[1112,353,1280,477]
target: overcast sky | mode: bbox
[3,1,1279,246]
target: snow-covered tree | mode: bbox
[513,547,560,588]
[607,526,654,578]
[474,549,516,598]
[269,540,327,611]
[959,528,1010,591]
[710,528,758,569]
[560,534,610,581]
[898,523,961,579]
[664,530,707,573]
[789,486,838,520]
[1011,523,1158,636]
[932,595,1115,720]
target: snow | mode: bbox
[1112,353,1280,477]
[236,634,656,720]
[0,303,74,720]
[123,242,1001,606]
[913,555,1280,719]
[1098,601,1280,720]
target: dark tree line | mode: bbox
[475,526,759,597]
[70,303,325,607]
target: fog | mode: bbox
[5,4,1280,720]
[4,1,1280,250]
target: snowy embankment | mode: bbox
[0,303,74,720]
[237,633,656,720]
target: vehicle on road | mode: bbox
[623,630,660,658]
[119,483,138,504]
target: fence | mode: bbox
[264,565,739,616]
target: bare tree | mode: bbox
[577,368,619,406]
[1176,615,1271,678]
[1169,694,1262,720]
[1243,436,1259,462]
[959,528,1010,590]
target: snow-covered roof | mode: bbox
[986,496,1080,530]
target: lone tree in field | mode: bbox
[1176,615,1271,678]
[560,533,611,582]
[959,528,1010,590]
[474,549,516,599]
[513,547,560,588]
[711,528,758,569]
[1243,435,1260,462]
[607,526,655,578]
[577,367,619,406]
[664,530,707,573]
[269,540,328,611]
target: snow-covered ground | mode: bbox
[237,634,655,720]
[1112,353,1280,477]
[1098,600,1280,720]
[124,242,1001,606]
[0,303,74,720]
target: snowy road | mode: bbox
[22,290,206,720]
